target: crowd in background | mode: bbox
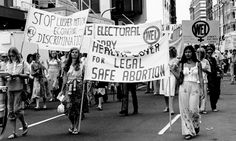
[0,43,233,140]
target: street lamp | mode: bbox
[101,7,116,17]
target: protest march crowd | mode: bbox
[0,8,234,141]
[0,43,234,140]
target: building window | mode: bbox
[81,0,100,13]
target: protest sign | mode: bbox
[80,24,94,53]
[84,35,170,83]
[24,7,89,51]
[182,20,219,44]
[93,21,162,55]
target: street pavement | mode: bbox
[1,76,236,141]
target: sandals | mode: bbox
[8,133,17,139]
[184,134,193,140]
[68,128,73,133]
[72,129,79,135]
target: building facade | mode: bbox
[189,0,207,21]
[212,0,236,40]
[206,0,213,20]
[170,0,176,24]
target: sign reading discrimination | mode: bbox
[94,21,162,55]
[84,35,170,83]
[24,7,89,51]
[182,20,219,44]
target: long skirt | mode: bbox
[179,81,201,136]
[31,77,48,99]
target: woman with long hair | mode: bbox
[31,53,48,109]
[47,51,61,101]
[5,47,29,139]
[59,47,85,135]
[178,45,204,140]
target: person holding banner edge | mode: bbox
[58,47,85,134]
[177,45,204,140]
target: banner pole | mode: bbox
[78,81,85,132]
[168,76,172,131]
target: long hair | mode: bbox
[26,54,33,64]
[8,47,21,63]
[64,48,81,72]
[49,50,58,60]
[169,46,177,58]
[180,45,199,63]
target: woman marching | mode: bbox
[31,53,48,110]
[5,47,29,139]
[178,45,204,140]
[163,46,179,115]
[47,51,61,101]
[59,47,85,135]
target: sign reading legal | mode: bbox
[182,20,219,44]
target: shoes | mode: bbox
[97,106,103,111]
[195,127,200,134]
[22,122,28,136]
[72,129,79,135]
[153,92,158,95]
[119,110,128,116]
[184,134,192,140]
[170,112,175,115]
[163,107,169,112]
[212,109,219,112]
[68,127,73,133]
[43,105,47,110]
[200,111,207,114]
[132,111,138,115]
[49,98,55,102]
[34,107,40,110]
[8,133,17,139]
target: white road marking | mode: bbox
[158,114,181,135]
[19,114,65,130]
[137,85,146,90]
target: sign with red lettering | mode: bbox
[182,20,219,44]
[84,35,170,83]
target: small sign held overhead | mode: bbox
[182,20,219,44]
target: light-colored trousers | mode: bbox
[179,81,201,136]
[199,83,208,111]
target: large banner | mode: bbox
[182,20,219,44]
[94,21,162,55]
[84,35,170,83]
[24,7,89,51]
